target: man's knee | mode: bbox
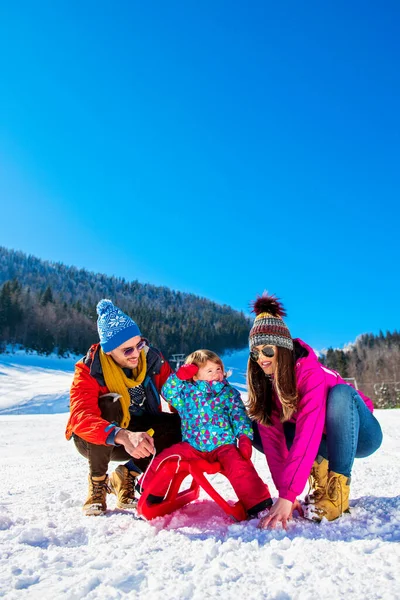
[73,433,115,460]
[73,434,89,459]
[98,395,123,423]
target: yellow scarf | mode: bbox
[99,348,147,428]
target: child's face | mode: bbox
[194,360,224,382]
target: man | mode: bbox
[65,298,182,515]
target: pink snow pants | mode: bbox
[141,441,271,511]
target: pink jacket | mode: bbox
[258,339,374,503]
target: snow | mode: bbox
[0,352,75,414]
[0,352,399,599]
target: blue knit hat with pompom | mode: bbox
[96,299,141,352]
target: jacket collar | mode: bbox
[293,338,320,367]
[193,379,229,393]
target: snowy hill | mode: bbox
[0,351,77,415]
[0,351,399,599]
[0,349,248,415]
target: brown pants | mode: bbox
[73,397,182,476]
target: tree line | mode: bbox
[320,331,400,408]
[0,247,251,358]
[1,247,399,408]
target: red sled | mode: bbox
[136,457,247,522]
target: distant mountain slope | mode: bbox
[0,246,251,357]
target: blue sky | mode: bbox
[0,1,399,349]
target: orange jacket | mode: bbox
[65,343,172,445]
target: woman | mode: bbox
[247,293,383,529]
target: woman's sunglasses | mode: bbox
[123,339,147,357]
[250,346,275,362]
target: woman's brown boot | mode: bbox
[305,471,351,522]
[304,455,329,505]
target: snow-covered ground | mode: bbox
[0,351,77,415]
[0,351,399,599]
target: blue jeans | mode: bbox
[281,384,383,477]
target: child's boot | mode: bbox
[305,455,329,505]
[306,471,350,522]
[83,474,110,516]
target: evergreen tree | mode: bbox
[41,285,54,306]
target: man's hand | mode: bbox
[114,430,155,458]
[258,498,304,530]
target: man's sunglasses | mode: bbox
[122,339,147,357]
[250,346,275,362]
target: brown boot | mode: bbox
[306,471,351,522]
[304,455,329,505]
[109,465,139,509]
[83,474,110,516]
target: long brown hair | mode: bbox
[247,347,298,425]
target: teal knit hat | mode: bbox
[96,299,141,352]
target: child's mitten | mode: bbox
[238,435,253,460]
[176,363,199,380]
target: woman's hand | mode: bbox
[258,498,303,530]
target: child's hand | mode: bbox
[238,435,253,460]
[176,363,198,380]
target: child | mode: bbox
[140,349,272,518]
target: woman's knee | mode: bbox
[326,384,354,419]
[328,383,353,403]
[356,419,383,458]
